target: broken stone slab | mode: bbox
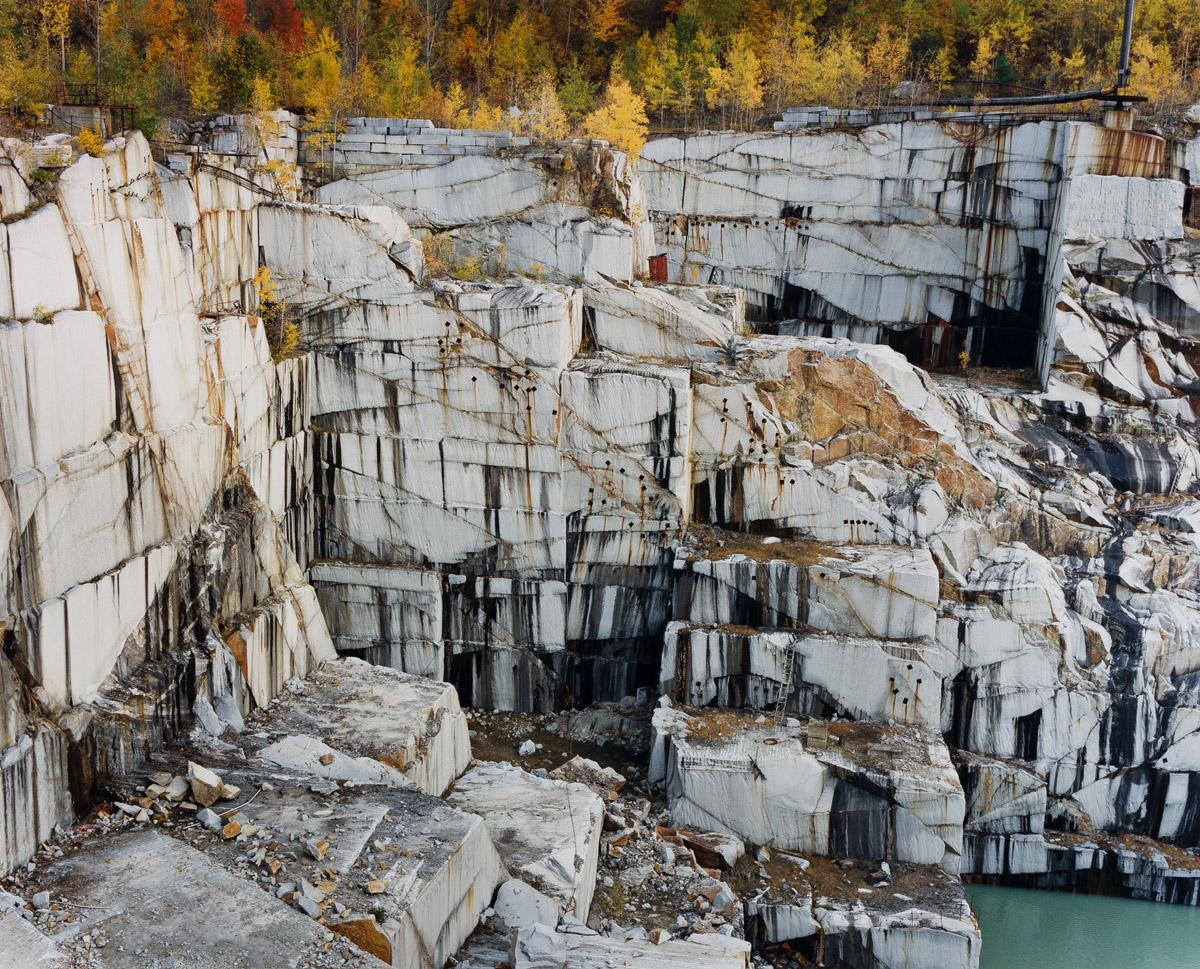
[446,761,604,922]
[243,656,471,795]
[493,879,562,930]
[651,705,964,872]
[960,753,1047,836]
[187,761,226,807]
[510,921,568,968]
[254,734,412,788]
[743,853,980,969]
[676,829,745,871]
[583,281,745,364]
[103,753,506,968]
[26,828,389,968]
[0,902,67,968]
[258,201,421,309]
[548,755,626,794]
[460,925,751,968]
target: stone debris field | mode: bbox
[0,107,1199,969]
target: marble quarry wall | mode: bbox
[1,116,1200,954]
[639,122,1187,377]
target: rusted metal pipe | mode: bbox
[917,88,1147,108]
[1117,0,1136,87]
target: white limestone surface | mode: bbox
[446,761,604,921]
[652,706,964,871]
[251,656,471,795]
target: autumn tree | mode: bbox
[587,0,626,46]
[491,11,547,106]
[377,38,433,117]
[929,45,955,91]
[681,31,719,129]
[1129,34,1175,108]
[525,72,569,141]
[214,0,246,37]
[637,31,679,128]
[261,0,304,52]
[584,72,648,158]
[40,0,70,73]
[189,62,219,112]
[0,37,50,113]
[727,31,762,128]
[1062,45,1087,87]
[762,13,812,114]
[297,29,350,172]
[814,31,864,108]
[865,25,908,102]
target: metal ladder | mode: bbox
[772,641,798,724]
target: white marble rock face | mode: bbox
[651,705,965,872]
[1,117,1200,965]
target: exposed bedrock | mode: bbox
[639,122,1187,374]
[0,112,1198,969]
[651,705,966,873]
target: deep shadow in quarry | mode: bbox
[749,258,1044,372]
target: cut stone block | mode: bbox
[446,761,604,922]
[744,853,980,969]
[660,624,943,729]
[674,536,939,641]
[459,926,751,968]
[244,656,471,795]
[651,705,964,872]
[29,827,389,968]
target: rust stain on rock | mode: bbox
[1090,128,1165,178]
[330,918,392,963]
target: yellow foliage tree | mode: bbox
[491,10,543,106]
[583,74,649,158]
[638,32,680,128]
[587,0,626,45]
[188,62,219,113]
[525,73,569,142]
[1129,35,1174,108]
[251,76,282,154]
[470,99,503,130]
[814,31,863,108]
[298,29,350,174]
[929,46,955,91]
[865,25,908,102]
[378,39,433,117]
[76,125,105,156]
[727,30,763,128]
[443,81,470,127]
[969,30,997,80]
[762,14,815,113]
[678,33,718,130]
[254,265,299,359]
[704,61,733,125]
[41,0,71,73]
[1062,45,1087,88]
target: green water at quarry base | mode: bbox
[968,885,1200,968]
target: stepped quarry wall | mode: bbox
[0,115,1198,968]
[640,122,1188,377]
